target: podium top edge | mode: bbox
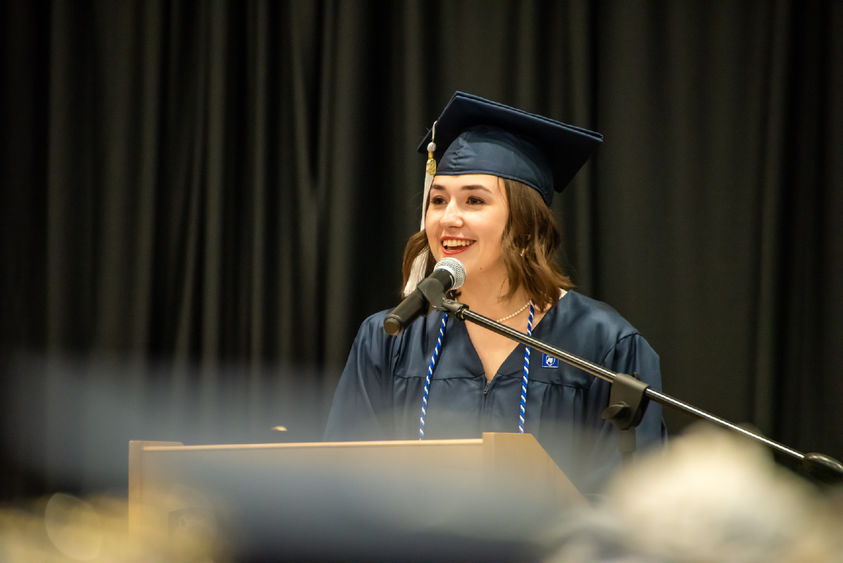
[139,438,487,452]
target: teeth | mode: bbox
[443,239,473,248]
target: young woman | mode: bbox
[324,92,665,494]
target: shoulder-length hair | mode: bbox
[401,178,573,310]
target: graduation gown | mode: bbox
[324,290,666,494]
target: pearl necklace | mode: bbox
[495,300,532,323]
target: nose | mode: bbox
[440,200,463,227]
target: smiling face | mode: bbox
[424,174,510,285]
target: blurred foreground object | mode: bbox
[547,425,842,562]
[0,492,224,561]
[129,433,585,561]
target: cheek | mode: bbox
[425,231,436,249]
[425,224,440,256]
[486,218,507,244]
[424,214,434,237]
[423,204,436,228]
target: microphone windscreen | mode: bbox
[434,258,466,290]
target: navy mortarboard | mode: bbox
[418,91,603,206]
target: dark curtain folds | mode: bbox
[1,0,840,498]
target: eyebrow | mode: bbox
[429,183,494,193]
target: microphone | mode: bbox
[383,257,466,336]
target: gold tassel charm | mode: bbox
[426,141,437,176]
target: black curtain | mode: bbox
[1,0,840,499]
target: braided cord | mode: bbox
[419,313,448,439]
[518,301,535,433]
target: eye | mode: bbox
[429,195,447,206]
[467,195,486,205]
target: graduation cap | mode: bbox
[417,91,603,205]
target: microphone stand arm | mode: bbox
[435,298,843,485]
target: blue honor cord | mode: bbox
[418,301,535,439]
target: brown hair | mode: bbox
[401,178,573,310]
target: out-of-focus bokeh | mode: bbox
[2,426,840,561]
[547,425,843,562]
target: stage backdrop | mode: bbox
[1,0,840,498]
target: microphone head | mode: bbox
[433,257,466,290]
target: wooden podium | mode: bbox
[129,433,584,559]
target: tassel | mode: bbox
[403,123,438,296]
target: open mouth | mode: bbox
[441,238,475,254]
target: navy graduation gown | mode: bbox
[324,290,666,494]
